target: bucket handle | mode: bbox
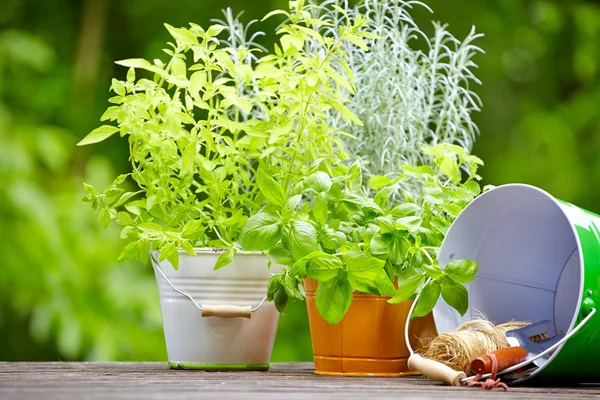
[405,277,596,385]
[150,252,267,319]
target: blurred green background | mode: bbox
[1,0,599,362]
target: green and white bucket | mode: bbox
[433,183,600,384]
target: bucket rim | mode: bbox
[434,182,584,381]
[150,247,267,256]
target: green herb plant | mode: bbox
[307,0,484,199]
[77,0,374,270]
[242,143,483,324]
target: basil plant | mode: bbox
[242,144,483,324]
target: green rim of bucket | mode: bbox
[168,361,270,371]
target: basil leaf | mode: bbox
[282,194,303,218]
[388,274,425,304]
[77,125,119,146]
[321,227,343,250]
[395,216,422,234]
[118,241,138,262]
[375,216,395,234]
[422,262,443,279]
[239,212,282,251]
[349,269,396,296]
[343,249,386,281]
[389,237,410,265]
[369,175,391,190]
[441,279,469,316]
[370,233,391,256]
[213,248,235,270]
[391,203,420,218]
[373,270,397,297]
[274,287,288,313]
[304,171,332,193]
[315,276,353,324]
[257,168,286,208]
[289,220,318,260]
[374,186,396,208]
[313,193,328,225]
[413,280,441,318]
[307,253,344,282]
[443,259,478,284]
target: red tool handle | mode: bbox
[471,346,527,374]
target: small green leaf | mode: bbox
[369,175,391,190]
[181,241,196,256]
[77,125,119,146]
[115,58,152,69]
[289,220,318,260]
[413,280,441,317]
[282,195,302,218]
[422,262,443,279]
[374,186,396,208]
[313,193,328,225]
[116,211,133,226]
[343,249,386,281]
[441,279,469,316]
[274,286,288,313]
[182,220,203,237]
[214,248,236,270]
[315,276,353,325]
[182,142,196,173]
[395,216,422,234]
[391,203,420,218]
[159,242,179,270]
[389,237,410,265]
[83,183,97,196]
[349,269,396,296]
[304,171,332,193]
[443,259,478,284]
[112,192,138,208]
[261,9,291,21]
[373,270,397,297]
[206,24,225,37]
[257,168,286,208]
[370,233,392,256]
[164,23,198,45]
[306,253,344,282]
[388,274,425,304]
[117,241,138,262]
[98,207,110,228]
[239,212,282,251]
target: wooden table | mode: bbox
[1,362,599,399]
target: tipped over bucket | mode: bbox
[433,183,600,383]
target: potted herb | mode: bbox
[241,143,484,375]
[77,0,372,370]
[308,0,484,199]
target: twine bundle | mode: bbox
[420,319,531,374]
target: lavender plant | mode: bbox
[307,0,484,197]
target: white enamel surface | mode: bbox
[434,184,582,376]
[152,251,281,364]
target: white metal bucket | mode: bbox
[151,249,281,370]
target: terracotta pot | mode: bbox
[304,278,437,376]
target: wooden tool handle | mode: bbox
[408,354,466,386]
[201,305,252,319]
[471,346,526,374]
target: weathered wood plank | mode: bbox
[0,362,598,400]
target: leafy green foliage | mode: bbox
[0,30,164,362]
[307,0,484,199]
[246,144,482,324]
[79,0,371,269]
